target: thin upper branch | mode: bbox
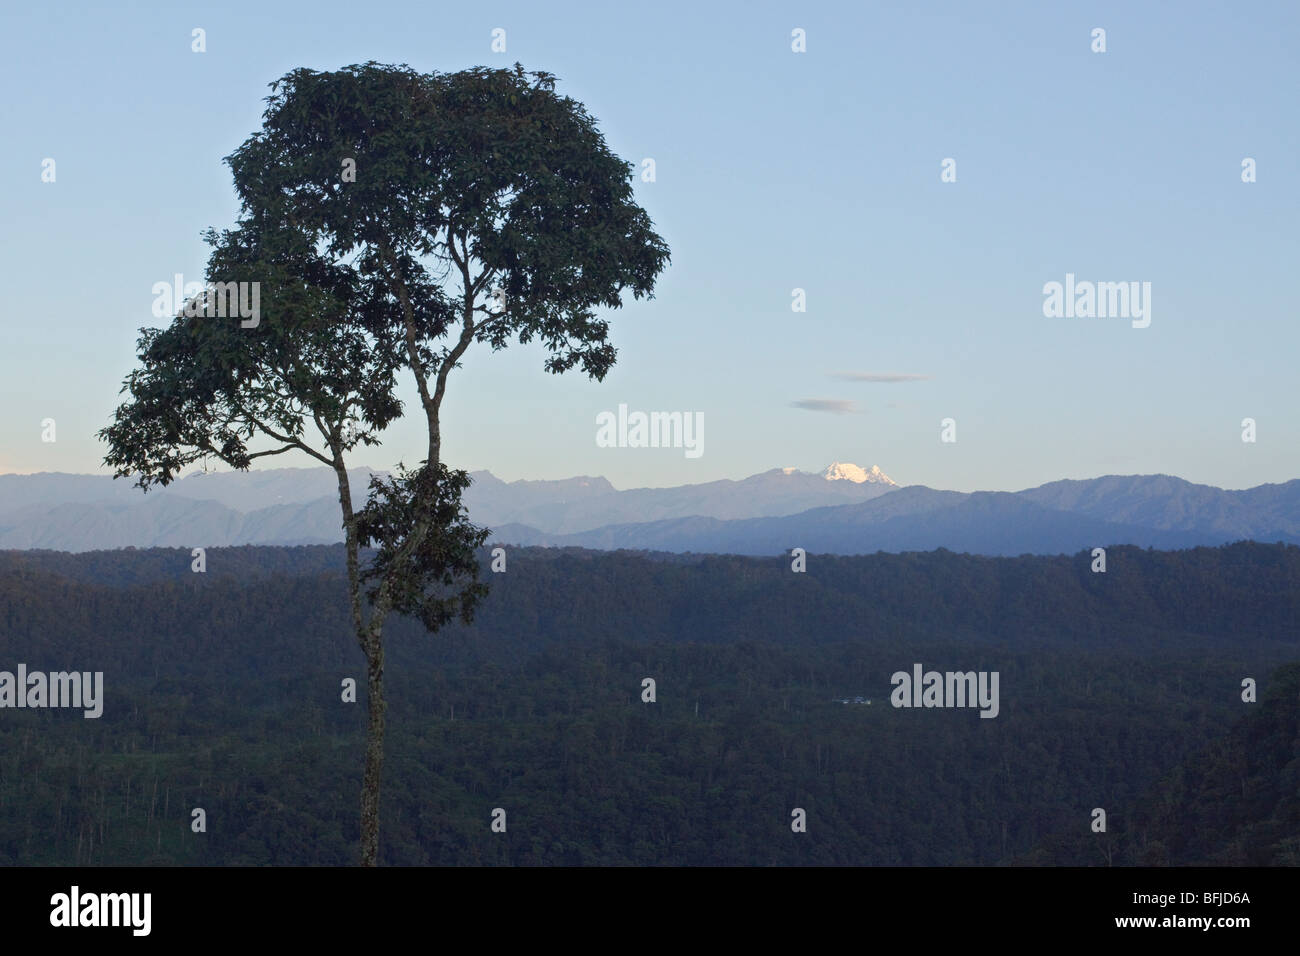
[244,445,305,462]
[376,243,440,457]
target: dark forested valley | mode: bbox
[0,542,1296,865]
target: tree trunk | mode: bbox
[359,638,385,866]
[331,299,450,863]
[334,459,385,867]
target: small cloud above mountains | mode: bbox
[791,399,858,414]
[830,371,931,383]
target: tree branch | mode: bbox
[245,445,306,461]
[376,243,440,459]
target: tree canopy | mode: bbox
[99,61,670,864]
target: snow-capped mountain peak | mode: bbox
[821,462,897,485]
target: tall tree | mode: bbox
[99,61,670,865]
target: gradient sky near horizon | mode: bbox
[1,1,1297,492]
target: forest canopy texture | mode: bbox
[1,542,1296,865]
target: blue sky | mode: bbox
[1,0,1296,492]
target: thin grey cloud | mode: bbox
[830,371,931,383]
[791,399,858,415]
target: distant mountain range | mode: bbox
[465,461,896,534]
[2,464,1298,557]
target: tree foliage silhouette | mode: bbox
[99,61,669,864]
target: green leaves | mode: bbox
[355,463,490,633]
[224,61,670,384]
[99,219,404,488]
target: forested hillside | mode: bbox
[1025,662,1300,866]
[0,543,1295,865]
